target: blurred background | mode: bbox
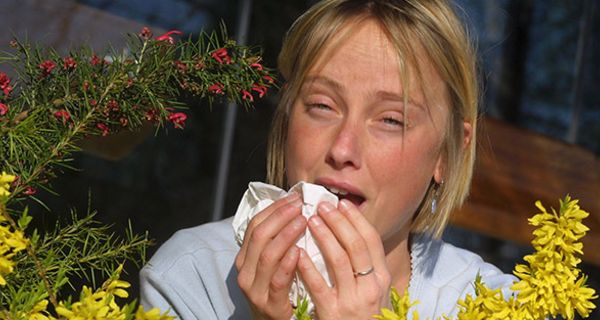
[1,0,598,317]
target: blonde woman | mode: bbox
[140,1,515,319]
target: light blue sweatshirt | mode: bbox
[140,217,516,319]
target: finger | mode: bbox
[236,193,300,269]
[317,201,373,282]
[240,196,303,280]
[338,199,388,276]
[297,248,332,307]
[251,215,306,295]
[267,246,301,317]
[307,213,354,293]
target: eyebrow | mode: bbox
[303,75,425,110]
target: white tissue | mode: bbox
[232,181,339,316]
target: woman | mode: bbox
[140,0,515,319]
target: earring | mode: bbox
[431,180,443,214]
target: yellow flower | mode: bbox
[0,171,16,199]
[374,288,419,320]
[0,221,28,285]
[135,305,175,320]
[510,196,597,320]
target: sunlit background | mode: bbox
[1,0,598,317]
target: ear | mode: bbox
[462,120,473,150]
[433,120,474,184]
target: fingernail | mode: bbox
[339,199,352,211]
[309,215,323,227]
[292,215,306,228]
[286,192,300,202]
[318,201,335,213]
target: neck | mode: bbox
[383,228,412,293]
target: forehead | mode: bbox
[304,19,448,110]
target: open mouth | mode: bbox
[323,185,366,208]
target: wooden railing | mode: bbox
[452,117,600,265]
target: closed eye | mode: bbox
[382,117,403,127]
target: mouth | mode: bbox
[315,179,367,209]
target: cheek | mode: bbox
[285,112,321,183]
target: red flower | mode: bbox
[96,122,109,136]
[156,30,183,44]
[119,117,129,127]
[0,102,8,116]
[63,56,77,70]
[173,60,187,73]
[24,186,37,196]
[211,48,231,64]
[139,26,153,39]
[145,109,158,122]
[250,62,263,70]
[90,54,101,66]
[208,83,224,95]
[263,75,274,83]
[39,60,57,76]
[89,99,98,107]
[53,109,71,124]
[107,99,119,112]
[0,72,12,97]
[251,84,268,98]
[241,90,253,102]
[168,112,187,129]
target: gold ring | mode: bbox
[354,266,374,277]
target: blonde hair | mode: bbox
[267,0,478,238]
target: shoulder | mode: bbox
[409,234,516,317]
[139,217,248,319]
[144,217,238,272]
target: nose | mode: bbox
[325,121,362,170]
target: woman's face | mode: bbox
[285,20,450,243]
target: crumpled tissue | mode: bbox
[232,181,339,316]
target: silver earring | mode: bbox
[431,180,443,214]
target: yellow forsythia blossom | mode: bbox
[0,172,28,286]
[22,299,55,320]
[135,305,175,320]
[375,288,419,320]
[511,196,597,319]
[55,264,174,320]
[0,171,16,199]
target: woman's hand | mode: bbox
[297,199,391,319]
[235,193,306,320]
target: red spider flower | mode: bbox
[156,30,183,44]
[208,83,224,95]
[173,60,188,73]
[251,84,268,98]
[96,122,109,136]
[89,99,98,107]
[53,109,71,124]
[39,60,57,76]
[168,112,187,129]
[263,75,274,83]
[250,62,263,70]
[211,48,231,64]
[90,54,101,66]
[241,90,253,102]
[145,109,158,122]
[139,26,153,39]
[0,72,13,97]
[63,56,77,70]
[0,102,8,116]
[107,99,119,112]
[120,117,129,127]
[24,186,37,196]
